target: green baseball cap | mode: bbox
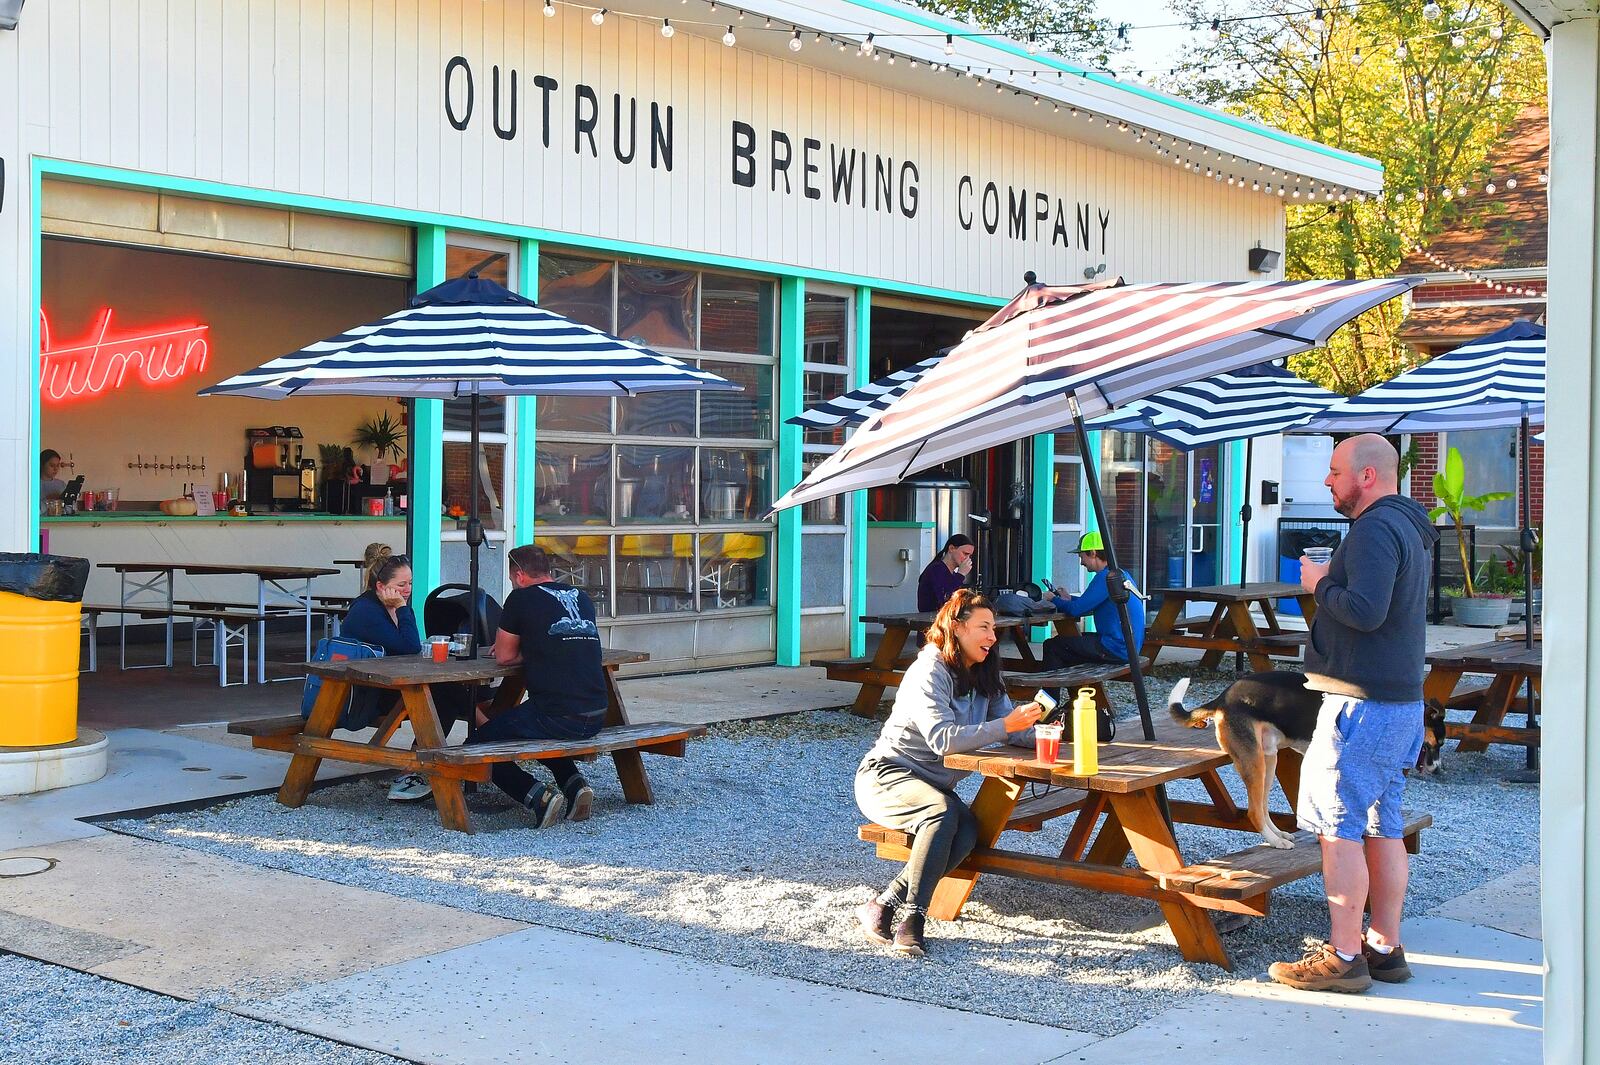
[1074,530,1105,553]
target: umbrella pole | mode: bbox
[1069,398,1155,741]
[1235,439,1254,671]
[467,390,485,659]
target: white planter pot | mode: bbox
[1452,596,1513,628]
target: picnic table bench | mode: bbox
[1144,582,1317,672]
[229,647,705,832]
[858,717,1431,969]
[1424,640,1542,753]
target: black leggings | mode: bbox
[854,759,979,915]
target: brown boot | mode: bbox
[1362,941,1413,983]
[1268,941,1372,993]
[892,912,927,957]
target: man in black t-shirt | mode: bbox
[471,544,610,827]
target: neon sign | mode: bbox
[39,308,210,404]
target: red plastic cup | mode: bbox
[1035,723,1063,763]
[429,636,449,663]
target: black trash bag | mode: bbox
[0,554,91,603]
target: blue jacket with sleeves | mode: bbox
[339,590,423,656]
[1050,569,1145,661]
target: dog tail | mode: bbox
[1167,677,1212,726]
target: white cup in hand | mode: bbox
[1302,547,1333,566]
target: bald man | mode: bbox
[1268,433,1439,994]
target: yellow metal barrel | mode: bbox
[0,590,80,747]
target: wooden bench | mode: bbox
[417,722,704,784]
[109,604,259,686]
[859,786,1087,849]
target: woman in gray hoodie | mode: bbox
[854,589,1043,956]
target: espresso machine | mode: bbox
[244,426,316,511]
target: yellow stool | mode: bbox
[0,591,80,747]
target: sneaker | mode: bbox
[562,778,595,823]
[892,912,927,957]
[1363,942,1413,983]
[1268,941,1372,993]
[524,785,567,828]
[387,773,433,803]
[856,899,896,945]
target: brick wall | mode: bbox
[1413,280,1547,303]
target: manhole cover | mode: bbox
[0,856,56,878]
[181,766,211,773]
[218,774,247,781]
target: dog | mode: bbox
[1169,672,1321,850]
[1415,701,1448,776]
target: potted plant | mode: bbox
[1428,446,1513,625]
[1455,550,1520,627]
[352,410,406,465]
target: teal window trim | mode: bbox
[837,0,1383,174]
[1227,439,1247,583]
[410,228,447,611]
[28,163,42,551]
[513,238,540,547]
[850,287,872,658]
[33,159,1007,310]
[776,278,806,666]
[1030,432,1055,639]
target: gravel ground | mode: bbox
[0,953,403,1065]
[112,665,1539,1038]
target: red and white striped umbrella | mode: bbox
[774,277,1420,511]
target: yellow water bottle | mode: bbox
[1072,687,1100,776]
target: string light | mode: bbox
[1413,247,1545,296]
[722,24,735,45]
[542,1,555,15]
[945,33,954,55]
[590,6,605,25]
[1423,1,1442,18]
[789,27,802,51]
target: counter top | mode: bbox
[43,513,407,524]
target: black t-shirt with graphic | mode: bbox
[497,581,608,720]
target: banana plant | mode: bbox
[1427,446,1513,598]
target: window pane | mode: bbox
[442,442,506,530]
[1052,459,1082,526]
[1099,430,1145,589]
[1053,432,1080,459]
[615,533,697,616]
[804,292,849,365]
[536,394,611,434]
[536,441,610,523]
[802,532,846,607]
[701,448,772,521]
[700,532,770,610]
[618,389,696,438]
[539,254,614,331]
[801,453,843,525]
[701,273,774,355]
[700,361,774,439]
[442,396,507,435]
[618,263,696,349]
[617,444,694,523]
[1447,428,1519,527]
[536,534,610,616]
[446,245,510,286]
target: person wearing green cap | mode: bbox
[1041,530,1146,671]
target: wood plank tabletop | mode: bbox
[1427,640,1543,673]
[99,561,341,579]
[1151,582,1307,603]
[944,717,1228,794]
[308,646,650,685]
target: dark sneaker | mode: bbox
[386,773,433,803]
[1268,941,1372,993]
[856,900,895,945]
[524,785,567,828]
[892,912,927,957]
[1363,942,1413,983]
[563,778,595,823]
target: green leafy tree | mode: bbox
[921,0,1129,70]
[1160,0,1546,393]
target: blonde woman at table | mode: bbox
[854,589,1043,956]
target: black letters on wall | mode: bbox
[444,56,474,131]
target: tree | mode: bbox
[920,0,1129,70]
[1160,0,1546,393]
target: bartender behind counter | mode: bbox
[39,450,66,501]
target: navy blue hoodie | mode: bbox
[1305,494,1440,702]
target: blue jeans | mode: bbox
[469,703,603,803]
[1298,694,1424,841]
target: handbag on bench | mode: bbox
[300,635,386,731]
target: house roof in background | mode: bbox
[1397,301,1545,344]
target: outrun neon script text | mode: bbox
[39,309,210,404]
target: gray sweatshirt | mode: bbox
[1305,493,1440,702]
[863,643,1031,791]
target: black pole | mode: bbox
[466,390,485,658]
[1519,414,1538,773]
[1069,397,1155,740]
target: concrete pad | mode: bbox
[0,728,372,850]
[0,833,523,1000]
[618,665,863,724]
[1071,917,1541,1064]
[244,925,1097,1065]
[1433,864,1543,940]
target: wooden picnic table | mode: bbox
[250,646,704,833]
[98,561,340,683]
[1144,582,1317,672]
[860,718,1430,970]
[1424,640,1542,753]
[828,608,1083,717]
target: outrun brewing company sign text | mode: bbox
[444,57,1113,254]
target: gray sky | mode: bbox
[1094,0,1194,79]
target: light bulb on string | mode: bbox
[1539,170,1549,184]
[1486,182,1497,193]
[542,1,555,15]
[1423,1,1441,18]
[722,24,736,45]
[788,28,802,51]
[1311,6,1324,30]
[944,34,955,55]
[1396,42,1408,60]
[591,7,605,25]
[660,17,673,36]
[1490,24,1504,40]
[1506,177,1517,189]
[860,33,875,56]
[1352,47,1363,65]
[1450,32,1465,48]
[1027,32,1038,54]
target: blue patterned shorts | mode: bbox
[1298,694,1424,842]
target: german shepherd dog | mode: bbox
[1170,672,1446,849]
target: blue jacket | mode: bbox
[340,590,423,657]
[1050,568,1145,661]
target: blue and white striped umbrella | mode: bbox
[1294,320,1544,433]
[201,274,737,400]
[790,356,941,429]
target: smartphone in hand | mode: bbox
[1034,689,1059,724]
